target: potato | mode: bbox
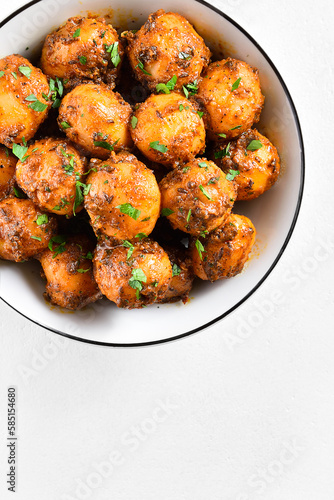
[190,214,256,281]
[159,157,237,236]
[196,58,264,140]
[157,245,194,303]
[58,83,133,159]
[15,138,87,216]
[41,17,123,87]
[0,55,50,147]
[214,128,280,200]
[38,234,101,310]
[84,152,160,242]
[0,146,16,200]
[124,9,211,91]
[131,92,205,167]
[94,239,172,308]
[0,198,57,262]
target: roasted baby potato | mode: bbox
[41,17,123,87]
[190,213,256,281]
[157,245,194,303]
[94,239,172,308]
[0,146,16,200]
[0,55,50,147]
[214,129,280,200]
[39,234,101,310]
[58,83,133,159]
[0,198,57,262]
[124,9,211,91]
[131,92,205,167]
[15,138,87,216]
[84,152,161,242]
[159,158,237,236]
[196,58,264,140]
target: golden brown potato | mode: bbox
[41,17,123,86]
[131,92,205,167]
[15,138,87,216]
[85,152,160,242]
[94,239,172,308]
[124,10,211,91]
[0,198,57,262]
[0,55,50,147]
[213,129,280,200]
[159,158,237,236]
[38,234,102,310]
[157,245,194,303]
[196,58,264,140]
[190,214,256,281]
[0,146,16,200]
[58,83,133,159]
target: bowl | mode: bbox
[0,0,304,346]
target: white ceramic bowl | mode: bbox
[0,0,304,346]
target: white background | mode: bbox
[1,0,334,499]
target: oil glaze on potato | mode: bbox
[58,83,133,159]
[131,92,205,167]
[159,158,237,236]
[0,146,16,200]
[124,9,211,91]
[197,58,264,140]
[39,234,101,310]
[190,214,256,281]
[214,129,280,200]
[84,152,160,242]
[94,239,172,308]
[0,198,57,262]
[0,55,50,147]
[41,17,123,87]
[15,138,87,216]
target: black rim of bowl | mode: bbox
[0,0,305,348]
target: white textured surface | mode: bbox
[0,0,334,498]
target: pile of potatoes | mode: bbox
[0,10,280,310]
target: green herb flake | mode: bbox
[195,239,205,260]
[149,141,168,153]
[18,65,32,78]
[11,72,17,80]
[161,207,174,217]
[186,209,191,222]
[73,28,81,38]
[60,121,71,129]
[116,203,141,221]
[123,240,134,260]
[77,267,90,273]
[198,162,208,169]
[135,233,147,241]
[225,169,240,181]
[131,116,138,129]
[231,77,241,91]
[182,166,190,173]
[25,94,48,112]
[36,214,48,225]
[197,111,204,119]
[246,139,263,151]
[218,133,227,138]
[182,80,198,98]
[12,143,29,162]
[178,51,192,60]
[0,71,4,78]
[105,41,121,67]
[78,55,87,65]
[199,185,212,200]
[179,104,184,111]
[93,138,119,151]
[129,268,147,298]
[172,263,181,276]
[207,176,220,185]
[48,235,67,258]
[230,125,241,130]
[214,142,231,159]
[31,236,42,241]
[135,59,151,76]
[156,75,177,94]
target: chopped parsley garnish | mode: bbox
[246,140,263,151]
[85,251,93,260]
[195,239,205,260]
[149,141,168,153]
[198,162,208,169]
[25,94,48,112]
[214,142,231,159]
[0,71,4,78]
[186,209,192,222]
[13,186,27,199]
[103,180,108,184]
[116,203,141,220]
[172,263,181,276]
[73,182,91,215]
[131,116,138,129]
[48,235,67,258]
[12,143,29,162]
[105,42,121,67]
[182,80,198,98]
[199,185,212,200]
[135,233,147,241]
[123,240,134,260]
[179,51,192,60]
[93,138,119,151]
[218,133,227,138]
[36,214,48,225]
[182,166,190,173]
[60,121,71,129]
[141,216,151,222]
[48,77,64,108]
[156,75,177,94]
[226,169,240,181]
[73,28,81,38]
[179,104,184,111]
[53,198,70,211]
[31,236,42,241]
[135,59,151,76]
[78,55,87,65]
[161,208,174,217]
[18,65,32,78]
[197,111,204,118]
[207,176,220,185]
[11,72,17,80]
[231,77,241,91]
[77,267,90,273]
[100,30,106,38]
[230,125,241,130]
[129,268,147,299]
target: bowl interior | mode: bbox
[0,0,303,346]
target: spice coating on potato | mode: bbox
[39,234,101,310]
[0,55,50,147]
[58,83,133,159]
[124,9,211,91]
[159,158,237,236]
[85,152,160,242]
[190,214,256,281]
[41,17,123,87]
[0,146,16,200]
[0,198,57,262]
[131,92,205,167]
[94,239,172,308]
[197,58,264,140]
[214,129,280,200]
[15,138,87,216]
[157,245,194,303]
